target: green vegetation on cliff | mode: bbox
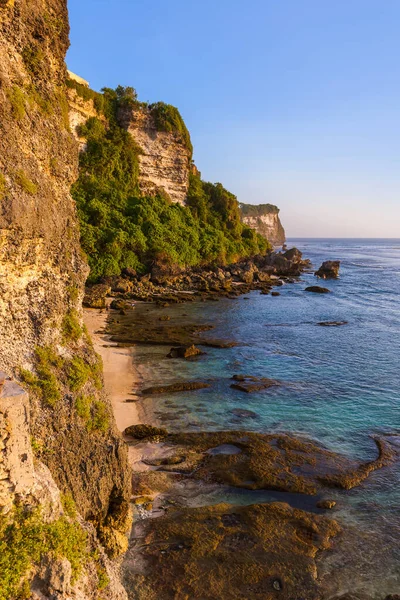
[71,86,269,282]
[149,101,193,155]
[0,507,88,600]
[239,202,280,216]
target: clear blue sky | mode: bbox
[67,0,400,237]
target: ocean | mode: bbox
[129,239,400,597]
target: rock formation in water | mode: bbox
[240,202,286,245]
[0,1,130,596]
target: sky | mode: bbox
[67,0,400,238]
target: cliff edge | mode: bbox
[0,1,130,596]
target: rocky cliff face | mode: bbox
[0,1,130,596]
[67,94,191,205]
[119,107,191,205]
[240,203,286,246]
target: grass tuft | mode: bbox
[0,507,88,600]
[61,309,82,343]
[15,170,37,195]
[7,86,26,120]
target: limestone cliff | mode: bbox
[67,88,192,205]
[0,1,130,596]
[121,107,191,204]
[240,203,286,246]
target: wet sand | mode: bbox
[84,308,142,433]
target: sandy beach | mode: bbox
[83,308,142,433]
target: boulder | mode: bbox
[111,278,132,293]
[315,260,340,279]
[305,286,330,294]
[110,299,129,310]
[167,345,204,359]
[83,284,111,309]
[316,499,337,509]
[283,247,302,262]
[124,424,168,440]
[230,374,280,393]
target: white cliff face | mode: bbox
[241,212,286,246]
[67,88,103,151]
[125,110,191,205]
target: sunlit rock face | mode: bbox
[122,108,191,205]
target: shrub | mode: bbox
[0,507,88,600]
[15,170,37,195]
[61,309,82,343]
[150,101,193,155]
[67,357,91,392]
[22,45,44,77]
[20,346,62,407]
[61,493,77,519]
[27,85,53,115]
[75,394,92,422]
[97,567,110,590]
[7,85,26,120]
[66,78,105,114]
[88,401,109,433]
[239,202,280,217]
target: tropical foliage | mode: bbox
[71,86,269,282]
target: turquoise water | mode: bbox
[131,239,400,596]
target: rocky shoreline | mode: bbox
[87,266,398,600]
[83,248,312,308]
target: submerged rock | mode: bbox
[166,431,395,495]
[317,321,348,327]
[315,260,341,279]
[167,344,204,359]
[230,408,258,419]
[142,381,210,395]
[230,374,279,393]
[305,286,331,294]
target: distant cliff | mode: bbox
[240,203,286,246]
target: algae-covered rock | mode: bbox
[124,424,168,440]
[83,285,111,308]
[166,431,395,495]
[125,501,340,600]
[142,381,210,395]
[305,286,331,293]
